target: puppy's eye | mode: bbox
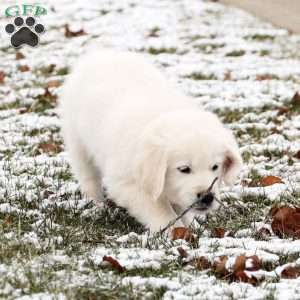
[177,166,191,174]
[212,164,218,171]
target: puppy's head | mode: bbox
[135,110,243,215]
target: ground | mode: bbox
[0,0,300,299]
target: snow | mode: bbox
[0,0,300,299]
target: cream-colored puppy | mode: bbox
[60,50,242,232]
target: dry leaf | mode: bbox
[193,256,211,270]
[245,255,261,271]
[171,227,195,242]
[64,24,86,38]
[177,247,188,258]
[291,91,300,107]
[3,215,13,226]
[256,227,272,239]
[271,206,300,238]
[233,255,246,273]
[281,265,300,279]
[256,74,276,81]
[259,175,283,187]
[18,65,30,72]
[36,142,62,154]
[294,150,300,160]
[46,80,61,88]
[212,227,226,238]
[213,255,229,276]
[235,271,258,284]
[0,71,5,84]
[16,51,25,60]
[277,106,289,116]
[102,255,125,273]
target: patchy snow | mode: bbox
[0,0,300,299]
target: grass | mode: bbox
[0,0,300,298]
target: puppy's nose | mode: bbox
[195,192,214,210]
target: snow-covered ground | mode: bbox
[0,0,300,299]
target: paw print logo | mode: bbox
[5,17,45,48]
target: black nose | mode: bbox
[195,192,214,209]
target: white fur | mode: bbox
[59,50,243,232]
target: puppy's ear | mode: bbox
[222,130,243,186]
[135,128,167,202]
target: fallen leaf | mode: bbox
[0,71,5,84]
[245,255,261,271]
[281,265,300,279]
[16,51,25,60]
[36,142,62,154]
[193,256,211,270]
[256,227,272,239]
[46,80,61,88]
[64,24,86,38]
[235,271,258,284]
[18,65,30,72]
[256,74,276,81]
[3,215,13,226]
[212,227,226,238]
[291,91,300,108]
[171,227,195,242]
[259,175,283,187]
[213,255,229,276]
[233,255,246,273]
[271,206,300,238]
[102,255,125,273]
[177,247,188,258]
[294,150,300,160]
[224,71,231,80]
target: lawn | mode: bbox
[0,0,300,299]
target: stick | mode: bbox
[160,177,219,233]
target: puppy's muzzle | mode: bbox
[194,191,214,211]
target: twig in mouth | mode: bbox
[160,177,219,234]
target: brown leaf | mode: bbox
[259,175,283,187]
[256,227,272,239]
[245,255,261,271]
[64,24,86,38]
[37,142,62,154]
[233,255,246,273]
[291,91,300,108]
[281,265,300,279]
[193,256,211,270]
[16,51,25,60]
[102,255,125,273]
[171,227,195,243]
[177,247,188,258]
[46,80,61,88]
[256,74,276,81]
[235,271,258,284]
[294,150,300,160]
[3,215,13,226]
[271,206,300,238]
[212,227,226,238]
[277,106,289,116]
[213,255,229,276]
[0,71,5,84]
[224,71,231,80]
[18,65,30,72]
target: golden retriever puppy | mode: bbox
[59,50,242,233]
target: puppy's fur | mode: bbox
[60,50,243,232]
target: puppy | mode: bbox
[59,50,243,233]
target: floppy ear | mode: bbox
[222,130,243,186]
[135,129,168,202]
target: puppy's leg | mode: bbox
[129,198,184,233]
[66,137,103,206]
